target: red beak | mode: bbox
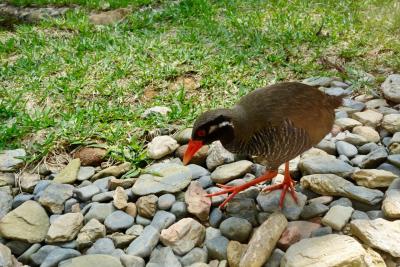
[183,139,204,165]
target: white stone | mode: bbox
[147,136,179,159]
[322,205,353,230]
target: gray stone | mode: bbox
[74,185,101,202]
[150,210,176,232]
[220,217,253,243]
[33,180,52,195]
[367,210,384,220]
[300,202,329,219]
[77,166,95,181]
[170,201,187,220]
[302,77,335,87]
[381,74,400,103]
[41,248,80,267]
[5,240,30,256]
[257,190,307,220]
[209,208,223,228]
[120,254,145,267]
[59,254,123,267]
[39,183,74,214]
[187,164,210,179]
[224,198,258,226]
[86,237,115,255]
[147,247,181,267]
[359,147,388,168]
[126,225,160,257]
[19,172,41,193]
[126,224,144,236]
[104,211,134,232]
[132,163,192,195]
[198,175,213,189]
[351,210,369,220]
[53,159,80,184]
[0,190,12,220]
[377,163,400,177]
[84,202,116,223]
[46,213,84,243]
[301,174,384,205]
[135,215,151,226]
[11,193,33,209]
[206,141,235,170]
[30,245,59,266]
[17,243,41,263]
[343,98,366,111]
[316,140,336,155]
[205,236,229,261]
[92,191,113,202]
[91,162,131,181]
[210,160,253,184]
[64,198,79,213]
[263,248,284,267]
[206,227,222,242]
[358,143,379,154]
[310,226,332,237]
[0,149,26,171]
[329,197,353,208]
[322,205,354,230]
[157,194,176,210]
[388,154,400,168]
[299,156,353,177]
[0,172,15,187]
[180,247,207,266]
[336,141,358,158]
[173,128,192,144]
[93,176,112,192]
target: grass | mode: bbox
[1,0,399,168]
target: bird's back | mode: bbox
[230,82,341,168]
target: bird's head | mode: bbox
[183,109,235,165]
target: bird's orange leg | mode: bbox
[263,161,298,208]
[205,170,278,209]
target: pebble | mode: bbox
[41,248,81,267]
[240,212,287,267]
[227,240,247,267]
[381,74,400,103]
[0,200,49,243]
[187,164,210,179]
[132,163,192,195]
[147,246,181,267]
[185,181,211,221]
[125,202,137,218]
[359,147,388,168]
[76,218,106,249]
[180,247,207,266]
[299,156,353,177]
[30,245,58,266]
[352,110,383,127]
[74,147,106,167]
[46,213,84,243]
[198,175,213,189]
[160,218,205,256]
[77,166,95,181]
[281,234,368,267]
[322,205,353,231]
[206,227,222,241]
[53,159,80,184]
[206,141,235,170]
[367,210,384,219]
[93,176,112,192]
[150,210,176,232]
[352,126,380,143]
[220,217,253,243]
[377,162,400,176]
[92,162,132,181]
[335,118,362,130]
[0,190,12,219]
[351,218,400,257]
[329,197,352,208]
[351,210,369,220]
[382,114,400,133]
[74,185,101,202]
[19,172,41,193]
[301,174,384,205]
[209,208,223,228]
[157,194,176,210]
[142,106,171,118]
[352,169,397,188]
[135,215,151,226]
[84,237,114,255]
[225,198,258,226]
[210,160,253,184]
[112,186,128,209]
[147,136,179,159]
[308,195,333,205]
[136,194,158,219]
[0,172,15,187]
[84,202,116,223]
[335,141,358,158]
[173,128,192,144]
[126,225,160,258]
[170,201,188,220]
[104,211,134,232]
[0,149,26,171]
[264,248,284,267]
[302,76,336,86]
[39,183,74,214]
[59,254,123,267]
[358,142,379,154]
[310,226,332,237]
[126,224,144,237]
[120,254,145,267]
[257,190,307,220]
[382,178,400,218]
[300,202,329,219]
[206,236,229,261]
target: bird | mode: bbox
[183,82,342,209]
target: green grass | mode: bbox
[1,0,399,167]
[6,0,156,9]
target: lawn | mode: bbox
[1,0,399,167]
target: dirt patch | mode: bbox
[169,73,201,91]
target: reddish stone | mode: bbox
[277,225,301,251]
[74,147,107,166]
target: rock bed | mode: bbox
[0,75,400,267]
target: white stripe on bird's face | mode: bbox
[208,121,233,134]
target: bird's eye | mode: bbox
[197,129,206,137]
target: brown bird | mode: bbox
[183,82,342,208]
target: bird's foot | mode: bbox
[205,170,278,209]
[262,172,298,209]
